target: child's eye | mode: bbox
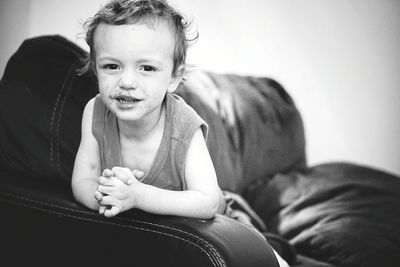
[140,65,157,72]
[102,64,120,70]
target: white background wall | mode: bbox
[1,0,399,176]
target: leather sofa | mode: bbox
[1,35,400,267]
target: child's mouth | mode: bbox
[114,95,141,104]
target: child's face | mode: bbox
[94,20,181,124]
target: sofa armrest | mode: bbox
[0,170,278,267]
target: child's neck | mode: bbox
[117,104,166,142]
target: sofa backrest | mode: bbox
[0,35,98,181]
[178,71,307,192]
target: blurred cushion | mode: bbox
[246,162,400,267]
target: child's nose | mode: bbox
[119,70,138,89]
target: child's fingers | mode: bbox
[99,195,118,207]
[112,167,131,177]
[112,167,134,184]
[104,206,121,217]
[132,169,145,180]
[102,168,113,177]
[99,206,106,215]
[118,173,133,185]
[98,176,120,187]
[94,191,103,201]
[97,184,112,195]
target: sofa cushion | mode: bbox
[246,162,400,267]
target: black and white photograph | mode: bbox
[1,1,399,266]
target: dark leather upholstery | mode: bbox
[0,170,278,267]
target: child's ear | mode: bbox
[167,65,185,93]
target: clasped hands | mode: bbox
[94,167,144,217]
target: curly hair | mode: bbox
[80,0,197,76]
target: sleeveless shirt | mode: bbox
[92,93,208,191]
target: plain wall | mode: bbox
[1,0,399,176]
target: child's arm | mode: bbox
[97,128,222,219]
[71,98,102,210]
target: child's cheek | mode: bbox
[98,74,112,90]
[98,76,116,95]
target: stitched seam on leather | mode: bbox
[49,75,64,167]
[0,192,225,266]
[54,63,76,171]
[49,62,76,171]
[0,191,210,238]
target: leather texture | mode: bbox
[0,170,278,267]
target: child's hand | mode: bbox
[103,167,144,184]
[95,167,144,215]
[117,168,145,185]
[94,190,111,215]
[96,167,144,217]
[94,168,113,215]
